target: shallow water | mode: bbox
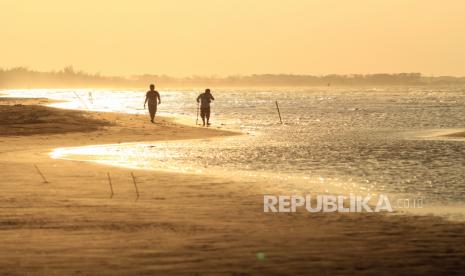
[4,87,465,218]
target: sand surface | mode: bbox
[409,128,465,141]
[1,98,465,275]
[444,131,465,138]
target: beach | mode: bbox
[0,97,464,274]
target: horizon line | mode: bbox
[2,66,465,79]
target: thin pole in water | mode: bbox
[131,172,140,199]
[107,172,114,198]
[34,164,49,183]
[196,102,200,125]
[275,101,283,124]
[88,91,94,104]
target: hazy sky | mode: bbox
[1,0,465,76]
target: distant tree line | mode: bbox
[1,67,465,88]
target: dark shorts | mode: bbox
[200,106,210,118]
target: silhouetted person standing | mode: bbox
[196,88,215,126]
[144,84,161,123]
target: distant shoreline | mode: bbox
[2,68,465,89]
[4,84,465,90]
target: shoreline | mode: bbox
[1,97,465,274]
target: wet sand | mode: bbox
[1,98,465,275]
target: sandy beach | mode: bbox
[1,98,465,275]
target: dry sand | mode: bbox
[1,98,465,275]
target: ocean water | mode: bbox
[3,87,465,217]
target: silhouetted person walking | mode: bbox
[144,84,161,123]
[196,88,214,126]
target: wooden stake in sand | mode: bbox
[107,172,114,198]
[275,101,283,124]
[131,172,140,199]
[34,164,49,183]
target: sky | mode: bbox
[1,0,465,76]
